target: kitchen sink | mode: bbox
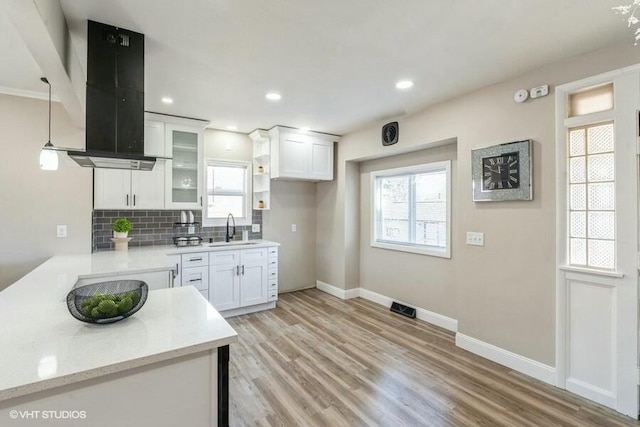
[207,241,259,247]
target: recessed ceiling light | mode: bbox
[161,97,173,104]
[395,80,414,90]
[265,92,282,101]
[226,125,238,131]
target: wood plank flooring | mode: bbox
[227,289,640,426]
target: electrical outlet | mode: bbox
[57,225,67,238]
[251,224,260,233]
[291,224,297,232]
[466,231,484,246]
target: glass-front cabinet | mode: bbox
[165,124,203,209]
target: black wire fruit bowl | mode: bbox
[66,280,148,324]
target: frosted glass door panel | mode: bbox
[171,130,198,204]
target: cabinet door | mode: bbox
[131,167,164,209]
[278,136,308,179]
[94,169,131,209]
[239,259,268,307]
[144,120,165,156]
[165,124,203,209]
[209,263,240,311]
[308,140,333,181]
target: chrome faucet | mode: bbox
[225,213,236,242]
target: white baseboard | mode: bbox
[220,301,276,318]
[455,333,556,386]
[315,281,458,332]
[358,288,458,332]
[566,377,616,409]
[315,280,360,300]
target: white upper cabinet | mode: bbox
[94,169,131,209]
[268,126,339,181]
[130,168,165,209]
[94,167,164,210]
[144,120,166,157]
[164,124,204,210]
[308,139,333,180]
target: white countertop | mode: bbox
[0,241,272,402]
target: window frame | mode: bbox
[370,160,451,258]
[203,159,252,227]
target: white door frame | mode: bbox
[555,65,639,418]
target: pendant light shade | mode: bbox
[40,142,58,170]
[40,77,58,171]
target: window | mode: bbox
[371,161,451,258]
[568,122,615,269]
[204,160,252,226]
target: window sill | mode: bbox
[370,241,450,259]
[558,265,624,278]
[203,218,252,228]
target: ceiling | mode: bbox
[0,1,635,134]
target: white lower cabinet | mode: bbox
[175,252,209,300]
[209,250,240,311]
[209,247,275,313]
[170,246,277,315]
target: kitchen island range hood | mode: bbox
[67,20,157,171]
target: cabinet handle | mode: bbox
[200,196,203,207]
[133,194,136,206]
[270,261,276,265]
[189,257,202,262]
[236,265,240,276]
[242,265,245,275]
[189,278,202,283]
[126,194,129,206]
[270,272,276,276]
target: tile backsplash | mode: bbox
[93,210,262,251]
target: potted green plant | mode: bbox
[112,218,132,239]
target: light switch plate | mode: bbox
[291,224,297,232]
[57,225,67,238]
[466,231,484,246]
[252,224,260,233]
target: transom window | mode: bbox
[204,160,252,226]
[371,161,451,258]
[568,122,615,269]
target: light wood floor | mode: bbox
[227,289,640,426]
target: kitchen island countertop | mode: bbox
[0,248,239,402]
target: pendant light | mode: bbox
[39,77,58,171]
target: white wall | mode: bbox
[316,41,640,366]
[0,94,91,290]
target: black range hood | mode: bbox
[68,20,156,171]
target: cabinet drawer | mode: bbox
[268,247,278,259]
[268,279,278,290]
[241,247,267,262]
[181,266,209,291]
[209,250,240,266]
[268,290,278,301]
[182,252,208,268]
[268,268,278,280]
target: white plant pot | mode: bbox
[113,231,129,239]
